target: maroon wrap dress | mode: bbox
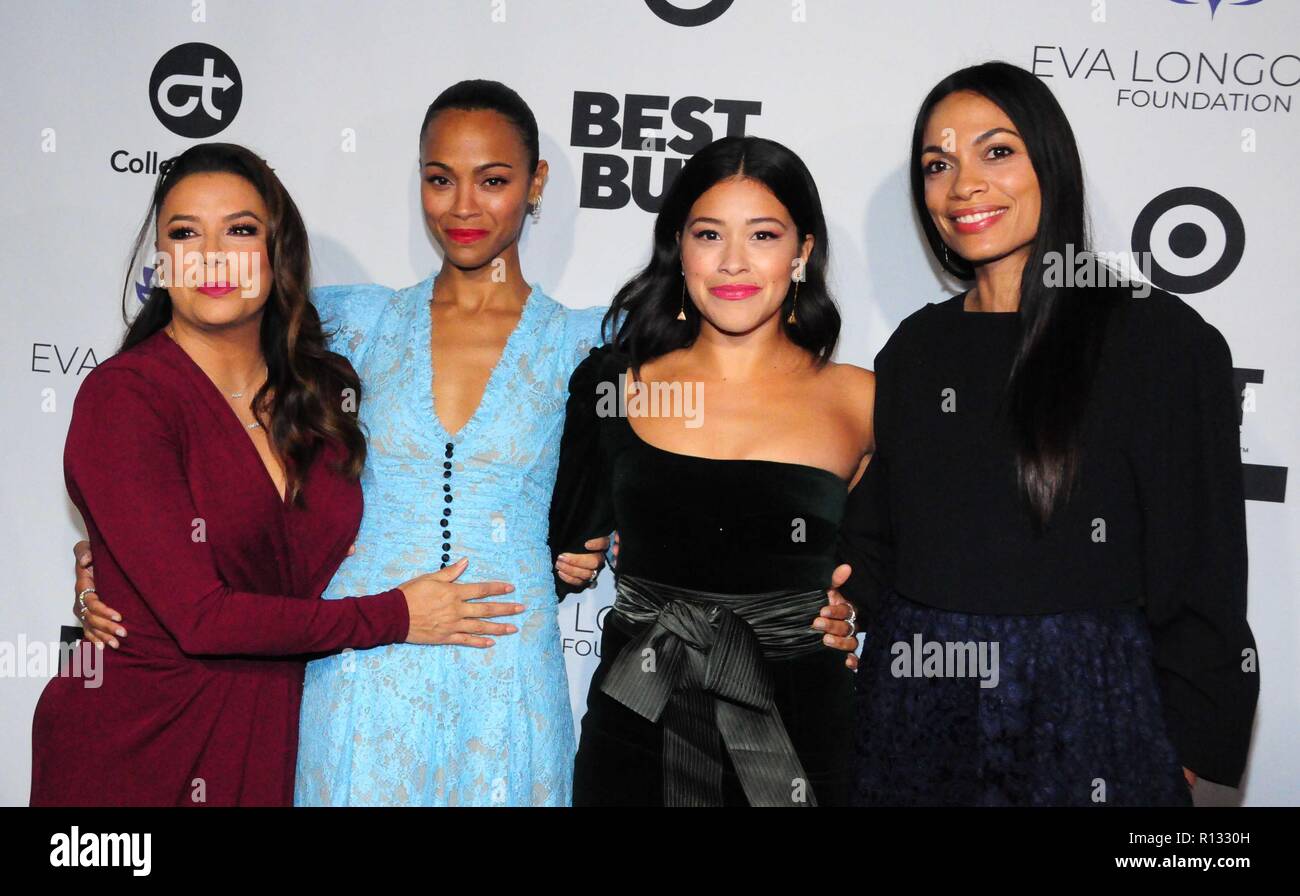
[30,329,410,806]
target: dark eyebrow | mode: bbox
[422,160,515,173]
[686,216,789,227]
[922,127,1021,155]
[974,126,1020,144]
[164,211,264,225]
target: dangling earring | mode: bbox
[942,244,951,267]
[677,272,687,321]
[530,195,542,222]
[786,279,800,325]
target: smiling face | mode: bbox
[920,90,1041,271]
[678,176,813,337]
[419,108,547,271]
[156,171,273,332]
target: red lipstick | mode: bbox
[446,228,489,245]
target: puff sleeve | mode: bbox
[547,345,619,600]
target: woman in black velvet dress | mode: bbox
[548,136,872,806]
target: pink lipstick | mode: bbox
[709,284,761,300]
[950,206,1008,235]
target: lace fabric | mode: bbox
[294,274,605,806]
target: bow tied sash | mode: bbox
[600,574,829,807]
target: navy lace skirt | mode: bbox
[852,592,1193,807]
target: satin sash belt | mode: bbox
[600,573,827,807]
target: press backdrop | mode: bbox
[1,0,1295,806]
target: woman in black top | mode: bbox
[548,136,870,806]
[841,62,1258,805]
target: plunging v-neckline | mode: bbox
[158,330,290,506]
[425,282,537,441]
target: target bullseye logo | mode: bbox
[1131,187,1245,294]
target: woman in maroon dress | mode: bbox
[30,143,524,806]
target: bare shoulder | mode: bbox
[820,361,876,406]
[636,346,691,381]
[817,361,875,457]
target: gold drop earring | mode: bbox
[786,278,800,325]
[677,271,687,321]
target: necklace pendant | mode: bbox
[246,421,261,430]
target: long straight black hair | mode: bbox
[605,135,839,368]
[911,61,1117,529]
[122,142,366,505]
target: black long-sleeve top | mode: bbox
[837,287,1258,786]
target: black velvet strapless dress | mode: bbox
[548,345,854,806]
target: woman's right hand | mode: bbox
[72,540,126,649]
[398,557,525,648]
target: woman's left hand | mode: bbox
[555,536,610,589]
[816,563,859,670]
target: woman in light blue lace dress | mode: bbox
[295,82,607,805]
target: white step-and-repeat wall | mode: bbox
[2,0,1295,805]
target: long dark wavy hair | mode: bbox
[121,142,366,505]
[604,135,839,369]
[910,61,1116,529]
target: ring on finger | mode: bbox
[77,587,97,621]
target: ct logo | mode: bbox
[149,43,242,138]
[1131,187,1245,294]
[644,0,735,27]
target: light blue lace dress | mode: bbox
[294,272,606,806]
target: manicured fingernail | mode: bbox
[507,626,518,633]
[115,628,126,637]
[109,639,119,649]
[112,614,121,622]
[558,553,570,561]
